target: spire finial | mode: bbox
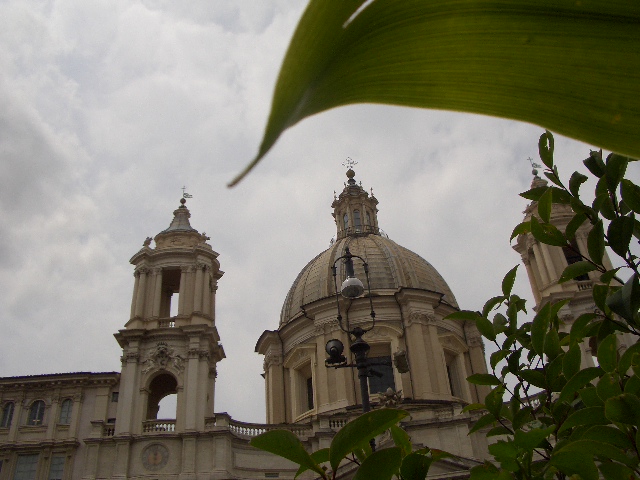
[527,157,542,177]
[342,157,357,170]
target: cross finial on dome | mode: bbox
[527,157,543,177]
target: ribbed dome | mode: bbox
[280,235,458,324]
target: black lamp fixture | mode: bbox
[325,247,378,415]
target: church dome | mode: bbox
[280,166,458,325]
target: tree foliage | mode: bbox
[251,131,640,479]
[445,131,640,480]
[233,0,640,185]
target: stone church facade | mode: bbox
[0,169,617,479]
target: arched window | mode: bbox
[354,210,362,231]
[563,240,589,281]
[366,211,371,226]
[27,400,45,426]
[59,399,72,424]
[343,213,349,231]
[1,402,14,428]
[147,373,178,420]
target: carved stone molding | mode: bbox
[72,392,84,402]
[137,267,150,276]
[209,366,218,378]
[126,352,140,363]
[196,262,207,271]
[408,312,437,326]
[198,350,210,361]
[142,343,185,374]
[264,353,283,368]
[151,267,163,275]
[188,347,200,359]
[467,336,483,348]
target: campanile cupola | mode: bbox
[331,167,380,239]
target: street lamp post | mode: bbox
[324,247,380,447]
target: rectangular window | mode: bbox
[111,392,119,403]
[306,377,314,411]
[48,455,65,480]
[14,454,39,480]
[368,356,395,394]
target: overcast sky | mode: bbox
[1,1,637,423]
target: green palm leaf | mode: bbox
[232,0,640,185]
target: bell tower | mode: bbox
[114,198,225,435]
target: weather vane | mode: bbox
[181,186,193,199]
[527,157,542,176]
[342,157,358,169]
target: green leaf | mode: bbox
[510,221,530,241]
[461,403,486,413]
[608,215,635,257]
[530,215,568,247]
[490,350,509,370]
[580,386,605,408]
[605,153,629,194]
[352,447,402,480]
[587,219,606,264]
[619,342,640,374]
[584,151,606,178]
[485,386,505,418]
[514,426,555,450]
[605,393,640,426]
[565,212,588,241]
[400,451,433,480]
[569,171,589,197]
[537,187,553,223]
[600,267,622,285]
[390,425,412,456]
[251,430,325,477]
[445,310,482,321]
[501,265,518,298]
[550,452,599,480]
[562,343,582,379]
[598,335,619,373]
[476,316,497,342]
[467,374,502,386]
[329,408,408,471]
[520,187,548,202]
[519,369,546,389]
[295,448,330,478]
[596,373,622,402]
[582,425,633,450]
[606,274,640,323]
[531,302,551,356]
[236,0,640,185]
[469,461,500,480]
[544,328,562,360]
[469,412,496,434]
[558,406,609,434]
[558,367,603,404]
[538,130,555,169]
[621,179,640,214]
[558,261,597,284]
[482,296,505,318]
[555,438,634,466]
[599,462,637,480]
[570,313,597,344]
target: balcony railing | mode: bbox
[333,225,389,242]
[576,280,593,291]
[142,420,176,433]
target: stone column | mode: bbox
[8,394,24,441]
[194,264,205,313]
[130,271,140,318]
[539,243,558,283]
[202,267,212,317]
[46,395,59,439]
[264,353,286,424]
[455,353,472,402]
[468,336,490,401]
[134,268,148,318]
[184,345,201,431]
[532,243,550,285]
[522,258,541,304]
[114,351,140,435]
[424,316,450,397]
[152,268,163,318]
[178,267,188,315]
[69,392,83,439]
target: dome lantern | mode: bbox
[331,166,380,239]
